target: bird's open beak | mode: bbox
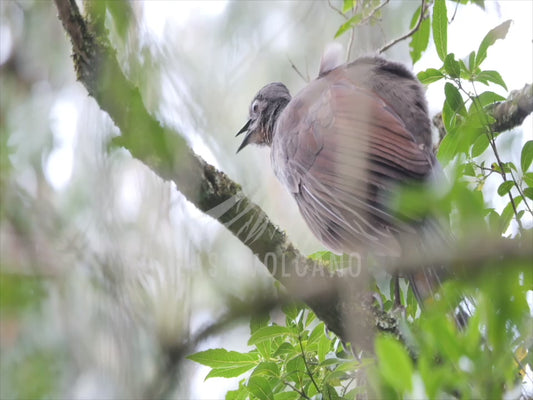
[236,120,252,153]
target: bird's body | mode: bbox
[238,56,438,260]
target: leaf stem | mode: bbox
[465,82,526,232]
[298,333,321,394]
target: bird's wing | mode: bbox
[271,75,434,256]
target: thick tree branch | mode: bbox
[433,83,533,143]
[53,0,380,345]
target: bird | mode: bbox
[236,52,446,306]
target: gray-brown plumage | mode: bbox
[237,56,437,260]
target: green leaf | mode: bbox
[499,196,523,234]
[417,68,445,85]
[467,50,476,71]
[187,348,258,378]
[318,334,332,362]
[285,355,306,383]
[475,70,508,90]
[247,376,274,400]
[521,140,533,172]
[248,325,294,346]
[476,20,512,68]
[523,172,533,187]
[0,273,46,315]
[274,392,299,400]
[471,134,490,157]
[334,14,362,38]
[282,302,303,324]
[322,383,342,400]
[206,366,255,380]
[524,187,533,200]
[497,181,515,196]
[472,0,485,9]
[432,0,448,61]
[251,313,270,334]
[375,335,413,393]
[444,83,466,117]
[273,342,295,357]
[474,91,505,108]
[441,99,457,134]
[252,362,280,378]
[444,53,461,78]
[227,383,248,400]
[458,59,471,80]
[409,6,430,64]
[342,0,355,13]
[308,322,326,344]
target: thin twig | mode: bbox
[284,381,311,399]
[360,0,389,26]
[378,0,427,54]
[288,56,309,83]
[450,0,461,23]
[467,83,526,232]
[298,334,321,394]
[327,0,348,20]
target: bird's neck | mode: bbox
[265,97,291,146]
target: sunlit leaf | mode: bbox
[475,70,508,90]
[252,362,280,379]
[521,140,533,172]
[334,14,363,38]
[497,181,514,196]
[248,325,295,346]
[273,392,299,400]
[376,335,413,392]
[523,172,533,187]
[467,50,476,71]
[474,91,506,108]
[444,53,461,78]
[417,68,445,85]
[409,6,431,64]
[342,0,356,13]
[444,83,466,117]
[476,20,512,68]
[187,348,258,376]
[471,134,490,157]
[247,376,274,400]
[432,0,448,61]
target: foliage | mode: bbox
[189,302,364,399]
[189,1,533,398]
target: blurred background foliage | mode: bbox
[0,0,532,399]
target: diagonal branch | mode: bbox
[53,0,380,345]
[53,0,533,351]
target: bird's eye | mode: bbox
[252,102,259,114]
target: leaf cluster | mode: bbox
[189,303,365,399]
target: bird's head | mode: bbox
[236,82,291,152]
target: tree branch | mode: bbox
[53,0,380,345]
[54,0,533,353]
[378,0,427,54]
[433,83,533,144]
